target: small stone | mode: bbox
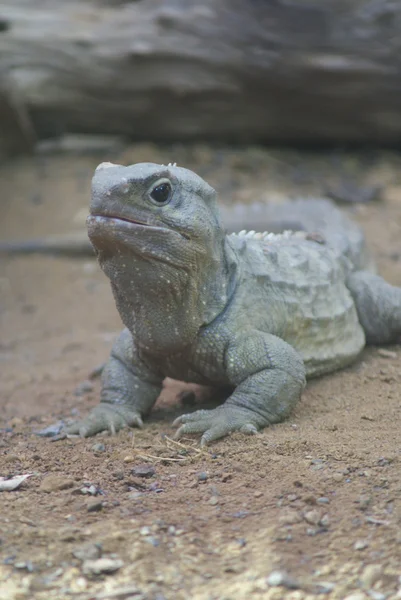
[131,465,156,478]
[209,496,219,505]
[360,564,383,588]
[80,484,99,496]
[39,476,74,492]
[332,472,343,482]
[14,561,34,572]
[82,557,123,575]
[377,348,397,359]
[317,497,330,504]
[287,494,298,502]
[91,443,105,453]
[267,570,299,589]
[73,543,102,561]
[74,380,94,396]
[127,491,143,500]
[315,582,336,594]
[279,511,302,525]
[254,490,263,498]
[358,494,372,510]
[343,593,367,600]
[368,592,386,600]
[320,514,330,528]
[87,500,103,513]
[304,509,321,525]
[354,540,368,551]
[197,472,209,482]
[140,526,151,536]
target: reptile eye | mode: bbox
[150,181,172,204]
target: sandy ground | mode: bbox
[0,144,400,600]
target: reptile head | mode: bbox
[88,162,223,267]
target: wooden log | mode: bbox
[0,73,35,161]
[1,0,401,144]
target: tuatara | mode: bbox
[65,162,401,445]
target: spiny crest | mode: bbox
[230,229,299,242]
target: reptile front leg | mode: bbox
[174,332,306,446]
[66,328,163,437]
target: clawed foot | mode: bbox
[65,403,143,437]
[173,407,259,446]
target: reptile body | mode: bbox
[65,162,401,445]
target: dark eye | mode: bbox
[150,182,171,204]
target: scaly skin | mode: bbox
[66,162,401,445]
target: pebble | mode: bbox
[140,526,151,536]
[72,543,102,561]
[360,564,383,588]
[82,557,123,575]
[332,472,343,482]
[304,509,321,525]
[131,465,156,478]
[320,514,330,528]
[127,491,143,500]
[91,443,105,453]
[254,490,263,498]
[317,497,330,504]
[343,593,367,600]
[197,472,209,482]
[368,592,386,600]
[87,500,103,513]
[279,511,302,525]
[377,348,397,359]
[74,380,94,396]
[209,496,219,505]
[354,540,369,550]
[267,570,300,589]
[358,494,372,510]
[39,476,74,493]
[80,484,99,496]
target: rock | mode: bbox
[279,511,303,525]
[39,476,74,492]
[267,570,300,589]
[82,557,123,576]
[360,564,383,588]
[87,500,103,513]
[74,380,94,396]
[197,472,209,482]
[343,593,367,600]
[73,543,102,561]
[354,540,368,551]
[209,496,219,506]
[304,509,321,525]
[91,443,106,453]
[131,465,156,478]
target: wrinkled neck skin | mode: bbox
[99,233,238,357]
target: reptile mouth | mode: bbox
[87,214,189,240]
[90,213,151,227]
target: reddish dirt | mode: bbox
[0,145,400,600]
